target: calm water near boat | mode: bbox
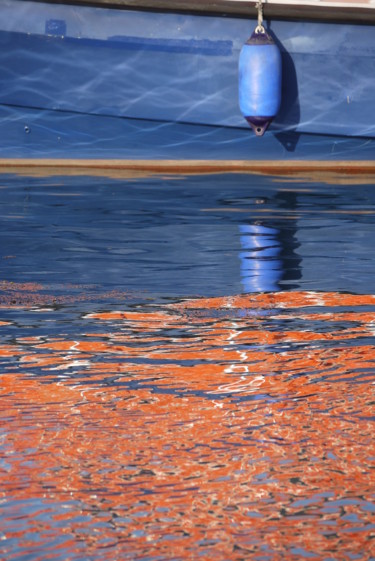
[1,170,375,560]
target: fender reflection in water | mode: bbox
[239,224,283,292]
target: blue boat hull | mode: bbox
[1,0,375,160]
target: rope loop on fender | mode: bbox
[255,0,265,34]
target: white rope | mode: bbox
[254,0,265,34]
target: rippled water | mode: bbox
[1,171,375,560]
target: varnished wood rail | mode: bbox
[25,0,375,24]
[1,159,375,184]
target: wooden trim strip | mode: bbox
[22,0,375,24]
[1,159,375,171]
[1,159,375,184]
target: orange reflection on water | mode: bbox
[1,291,375,560]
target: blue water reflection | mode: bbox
[0,171,374,297]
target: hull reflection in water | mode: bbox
[1,289,375,560]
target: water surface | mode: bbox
[1,172,375,560]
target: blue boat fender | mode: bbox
[239,2,282,136]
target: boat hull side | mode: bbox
[1,103,375,161]
[0,0,375,158]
